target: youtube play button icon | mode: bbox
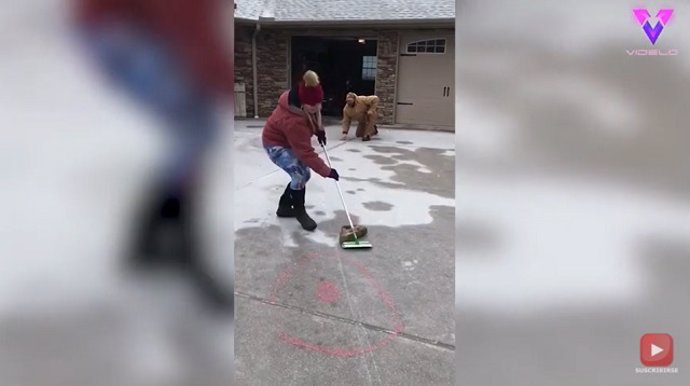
[641,333,674,367]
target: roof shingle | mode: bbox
[234,0,264,20]
[235,0,455,22]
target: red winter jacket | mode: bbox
[71,0,234,98]
[262,91,332,178]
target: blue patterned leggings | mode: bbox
[79,22,217,191]
[264,145,311,190]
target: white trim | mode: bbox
[405,38,447,55]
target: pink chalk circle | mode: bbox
[268,251,404,358]
[316,280,340,303]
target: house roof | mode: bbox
[235,0,264,21]
[234,0,455,23]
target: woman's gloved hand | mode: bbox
[316,129,327,146]
[327,168,339,181]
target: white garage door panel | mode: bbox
[396,32,454,127]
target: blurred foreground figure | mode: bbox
[71,0,234,312]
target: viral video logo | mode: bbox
[628,8,678,56]
[633,8,673,44]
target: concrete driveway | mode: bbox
[234,120,455,385]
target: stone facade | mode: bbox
[256,30,290,117]
[234,27,399,123]
[374,31,399,125]
[234,26,290,118]
[234,26,254,117]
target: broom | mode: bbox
[320,142,372,249]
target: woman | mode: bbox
[71,0,234,310]
[262,71,339,231]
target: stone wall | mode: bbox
[234,26,254,117]
[374,31,399,124]
[234,26,290,118]
[256,30,290,117]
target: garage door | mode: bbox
[395,32,454,127]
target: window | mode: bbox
[361,56,377,80]
[406,39,446,54]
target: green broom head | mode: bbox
[341,239,373,249]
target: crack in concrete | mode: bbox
[235,291,456,351]
[335,253,377,385]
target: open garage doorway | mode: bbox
[290,36,377,117]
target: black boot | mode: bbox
[276,183,296,217]
[170,189,234,313]
[127,188,183,270]
[289,187,317,231]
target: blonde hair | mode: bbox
[303,70,320,87]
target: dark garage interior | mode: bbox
[290,36,377,116]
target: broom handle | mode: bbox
[321,144,359,240]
